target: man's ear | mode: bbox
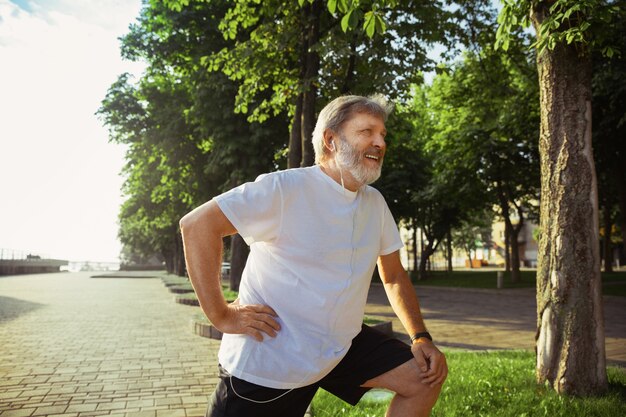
[323,129,335,151]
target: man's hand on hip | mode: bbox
[411,340,448,387]
[215,299,281,342]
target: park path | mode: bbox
[1,272,625,417]
[0,272,219,417]
[366,283,626,364]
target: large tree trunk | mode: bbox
[229,234,249,292]
[300,0,321,167]
[532,6,607,396]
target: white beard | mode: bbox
[336,135,383,185]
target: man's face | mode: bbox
[335,112,387,185]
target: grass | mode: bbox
[363,316,386,326]
[410,270,537,289]
[311,350,626,417]
[176,286,238,303]
[408,269,626,296]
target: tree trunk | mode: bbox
[509,223,521,283]
[229,234,249,292]
[617,170,626,266]
[504,221,511,272]
[418,245,431,280]
[412,225,418,274]
[465,248,473,269]
[174,232,186,277]
[602,203,613,272]
[340,37,357,94]
[163,249,174,275]
[532,5,607,395]
[446,227,453,273]
[300,0,321,167]
[288,93,304,168]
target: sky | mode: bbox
[0,0,145,262]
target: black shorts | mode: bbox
[205,324,414,417]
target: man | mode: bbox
[180,95,447,417]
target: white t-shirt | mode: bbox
[214,165,403,389]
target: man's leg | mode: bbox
[361,358,443,417]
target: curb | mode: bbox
[191,317,223,340]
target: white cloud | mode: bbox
[0,0,145,262]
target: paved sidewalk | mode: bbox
[365,283,626,364]
[0,272,219,417]
[1,272,624,417]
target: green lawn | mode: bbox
[311,350,626,417]
[407,269,626,296]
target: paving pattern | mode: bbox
[366,284,626,364]
[0,272,218,417]
[1,272,624,416]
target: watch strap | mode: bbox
[410,331,433,343]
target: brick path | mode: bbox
[1,272,624,417]
[366,284,626,364]
[0,272,219,417]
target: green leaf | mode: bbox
[364,11,376,37]
[375,14,386,34]
[603,46,614,58]
[341,10,352,32]
[327,0,337,14]
[337,0,349,13]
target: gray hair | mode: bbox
[312,94,393,164]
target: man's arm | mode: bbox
[179,200,280,341]
[377,251,447,386]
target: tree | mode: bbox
[426,21,540,281]
[453,211,494,268]
[496,0,623,395]
[101,0,289,283]
[207,0,453,167]
[592,4,626,270]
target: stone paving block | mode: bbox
[46,414,78,417]
[64,403,98,413]
[0,409,36,417]
[154,397,181,407]
[31,406,68,416]
[18,389,50,398]
[126,399,155,408]
[155,410,186,417]
[47,376,74,384]
[0,391,22,401]
[128,382,153,390]
[125,411,156,417]
[184,408,206,417]
[18,376,49,385]
[95,401,127,411]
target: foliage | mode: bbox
[99,0,288,271]
[496,0,623,57]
